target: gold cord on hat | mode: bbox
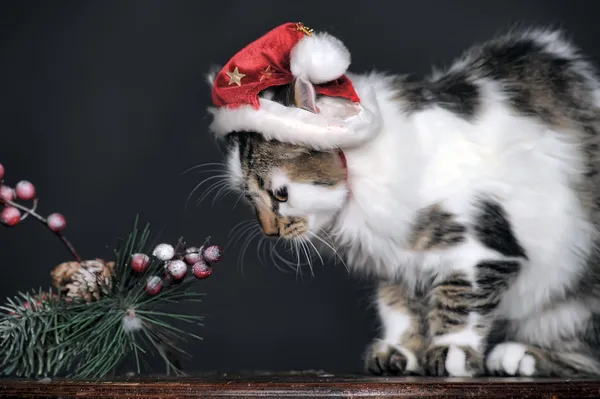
[295,22,313,36]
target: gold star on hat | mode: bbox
[259,66,273,81]
[226,67,246,86]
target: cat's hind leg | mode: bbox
[486,342,600,377]
[487,311,600,377]
[365,281,425,376]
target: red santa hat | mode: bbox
[206,22,380,149]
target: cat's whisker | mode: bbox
[293,238,312,278]
[294,237,304,267]
[228,220,254,238]
[269,236,283,255]
[188,169,228,176]
[293,239,302,278]
[238,229,262,275]
[299,237,315,277]
[308,231,348,273]
[185,174,230,210]
[256,234,267,264]
[256,235,266,266]
[262,239,288,273]
[296,238,307,270]
[261,239,276,269]
[212,183,236,206]
[232,191,247,210]
[305,236,325,266]
[181,162,225,176]
[229,222,258,248]
[196,180,230,207]
[227,220,257,249]
[203,179,235,206]
[268,236,290,274]
[270,244,298,273]
[285,240,295,254]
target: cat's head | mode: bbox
[223,130,348,238]
[207,70,353,239]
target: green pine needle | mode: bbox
[0,216,207,380]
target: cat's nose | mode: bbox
[260,223,279,237]
[256,210,279,237]
[261,223,280,237]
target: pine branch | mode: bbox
[0,216,222,380]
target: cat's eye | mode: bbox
[257,176,264,189]
[272,187,288,202]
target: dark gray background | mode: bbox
[1,0,599,374]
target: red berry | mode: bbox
[192,260,212,279]
[15,180,36,200]
[47,213,66,232]
[0,163,4,181]
[145,276,163,295]
[167,260,187,280]
[0,186,15,201]
[184,247,202,265]
[130,253,150,273]
[203,245,223,263]
[1,206,21,226]
[23,301,41,310]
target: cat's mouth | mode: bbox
[278,217,309,239]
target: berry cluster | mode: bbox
[130,239,223,296]
[0,162,80,261]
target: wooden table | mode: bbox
[2,371,600,398]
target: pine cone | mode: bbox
[51,258,115,302]
[51,261,80,289]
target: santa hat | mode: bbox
[206,22,380,150]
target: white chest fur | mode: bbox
[332,76,594,320]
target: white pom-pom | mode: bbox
[290,32,351,84]
[152,243,175,261]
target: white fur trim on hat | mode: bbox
[207,88,382,151]
[290,32,351,85]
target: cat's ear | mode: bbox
[293,77,320,114]
[205,65,222,88]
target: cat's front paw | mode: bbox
[364,340,421,376]
[486,342,537,377]
[424,345,483,377]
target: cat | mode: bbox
[207,27,600,378]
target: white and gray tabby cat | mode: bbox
[207,28,600,377]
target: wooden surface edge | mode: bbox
[1,375,600,398]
